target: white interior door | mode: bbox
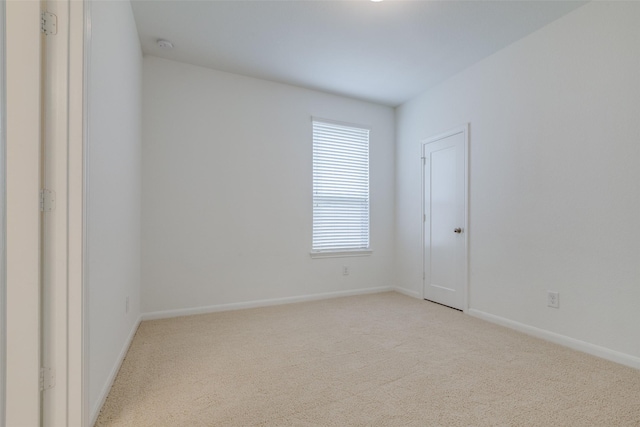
[0,1,6,423]
[422,126,468,310]
[5,2,85,425]
[6,1,43,425]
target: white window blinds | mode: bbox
[312,119,370,253]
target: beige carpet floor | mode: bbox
[95,292,640,426]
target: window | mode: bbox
[312,119,370,255]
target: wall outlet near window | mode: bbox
[342,266,349,276]
[547,291,559,308]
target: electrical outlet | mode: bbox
[342,266,349,276]
[547,291,559,308]
[126,296,130,314]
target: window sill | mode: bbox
[310,250,373,259]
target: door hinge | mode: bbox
[40,367,55,391]
[41,11,58,36]
[40,189,56,212]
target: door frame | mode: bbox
[41,0,87,425]
[421,124,470,311]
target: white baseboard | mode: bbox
[142,286,394,321]
[393,286,421,299]
[467,309,640,371]
[90,315,142,426]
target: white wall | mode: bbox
[396,2,640,363]
[142,57,395,315]
[88,0,142,419]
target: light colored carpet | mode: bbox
[95,292,640,426]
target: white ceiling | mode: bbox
[131,0,587,107]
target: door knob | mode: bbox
[454,228,462,234]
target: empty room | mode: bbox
[3,0,640,426]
